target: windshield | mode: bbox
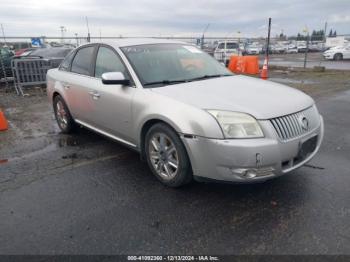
[121,44,233,87]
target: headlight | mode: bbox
[207,110,264,138]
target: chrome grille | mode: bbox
[270,106,320,141]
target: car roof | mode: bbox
[87,38,188,48]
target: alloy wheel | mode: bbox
[148,132,179,180]
[56,100,68,129]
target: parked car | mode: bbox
[323,45,350,60]
[297,44,308,53]
[308,44,323,52]
[271,45,286,54]
[14,47,73,67]
[15,47,36,56]
[245,45,261,55]
[47,39,324,187]
[0,47,14,79]
[286,47,298,54]
[15,47,72,58]
[214,41,239,65]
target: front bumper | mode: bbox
[181,115,324,183]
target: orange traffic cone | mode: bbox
[260,57,268,80]
[0,109,8,131]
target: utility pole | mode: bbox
[237,31,241,55]
[266,18,272,62]
[1,24,7,45]
[86,16,91,43]
[201,23,210,49]
[324,21,328,43]
[99,28,102,41]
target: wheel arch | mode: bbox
[334,53,343,60]
[139,118,181,160]
[52,91,61,101]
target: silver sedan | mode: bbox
[47,39,324,187]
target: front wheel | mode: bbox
[145,123,192,187]
[334,53,343,61]
[53,95,75,133]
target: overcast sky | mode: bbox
[1,0,349,39]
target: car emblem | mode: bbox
[299,116,309,131]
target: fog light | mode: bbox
[243,170,257,179]
[231,167,275,179]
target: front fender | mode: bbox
[132,89,224,146]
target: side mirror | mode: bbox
[101,72,130,85]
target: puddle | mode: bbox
[270,78,317,84]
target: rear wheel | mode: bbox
[334,53,343,61]
[145,123,192,187]
[53,95,75,133]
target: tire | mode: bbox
[334,53,343,61]
[53,95,75,133]
[145,123,192,187]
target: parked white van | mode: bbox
[213,41,239,65]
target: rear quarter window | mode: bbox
[59,51,75,71]
[71,46,95,75]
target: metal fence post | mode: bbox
[304,33,309,68]
[0,53,9,92]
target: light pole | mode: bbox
[60,26,66,44]
[201,23,210,49]
[86,17,91,43]
[75,33,79,47]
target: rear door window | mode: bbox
[71,46,95,76]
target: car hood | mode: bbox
[150,75,314,119]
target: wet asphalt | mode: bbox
[0,90,349,255]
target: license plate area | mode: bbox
[295,135,318,163]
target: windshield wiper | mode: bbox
[143,79,189,87]
[143,74,232,87]
[187,74,232,82]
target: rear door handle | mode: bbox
[63,83,70,89]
